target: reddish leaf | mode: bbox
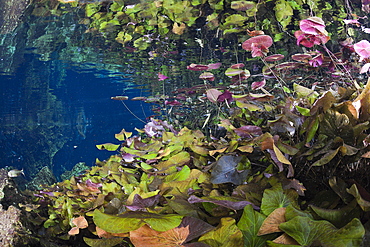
[354,40,370,61]
[230,63,245,69]
[217,90,233,103]
[251,80,266,90]
[158,72,169,81]
[207,62,222,70]
[291,53,312,62]
[187,64,209,71]
[299,17,327,36]
[264,54,285,62]
[242,35,273,51]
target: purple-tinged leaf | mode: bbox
[199,72,215,81]
[264,54,284,62]
[188,195,259,210]
[251,80,266,90]
[299,17,327,36]
[122,153,136,162]
[187,63,209,71]
[179,217,215,243]
[217,90,233,103]
[126,194,161,211]
[242,35,273,51]
[86,179,102,189]
[165,100,182,106]
[360,63,370,74]
[158,72,169,81]
[354,40,370,61]
[291,53,312,62]
[343,19,361,25]
[206,89,223,103]
[230,63,245,69]
[309,53,323,67]
[207,62,222,70]
[234,125,263,138]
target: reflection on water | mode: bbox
[0,53,152,181]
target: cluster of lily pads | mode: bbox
[27,12,370,247]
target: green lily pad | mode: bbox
[237,204,272,247]
[93,209,183,233]
[279,216,364,246]
[261,184,297,216]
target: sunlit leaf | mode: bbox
[347,184,370,212]
[199,217,243,247]
[93,209,183,233]
[96,143,120,151]
[115,129,132,141]
[130,224,189,246]
[172,22,186,35]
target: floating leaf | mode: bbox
[93,209,183,233]
[96,143,120,151]
[115,129,132,141]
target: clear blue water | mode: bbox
[0,53,152,180]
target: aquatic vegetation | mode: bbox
[15,3,370,245]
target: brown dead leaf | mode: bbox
[68,226,80,236]
[273,233,299,244]
[73,216,88,229]
[130,224,189,247]
[172,22,186,35]
[258,207,286,235]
